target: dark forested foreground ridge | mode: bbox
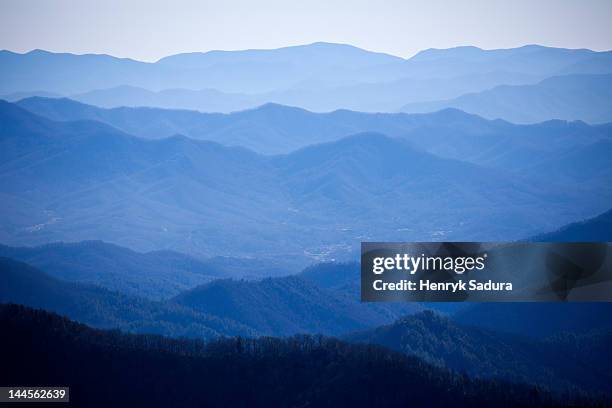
[345,311,612,398]
[3,252,612,400]
[1,304,602,408]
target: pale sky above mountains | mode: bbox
[1,0,611,61]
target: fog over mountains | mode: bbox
[2,42,611,122]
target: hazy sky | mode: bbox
[1,0,611,61]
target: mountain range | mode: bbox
[2,205,612,398]
[2,100,611,263]
[2,43,612,121]
[3,206,611,332]
[346,311,612,397]
[16,97,612,169]
[0,240,289,300]
[66,71,540,114]
[0,43,404,95]
[2,39,611,406]
[3,204,611,325]
[3,203,612,339]
[0,256,253,338]
[2,263,612,400]
[0,248,423,337]
[72,85,259,113]
[173,274,420,336]
[402,74,612,123]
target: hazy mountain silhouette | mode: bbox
[525,139,612,183]
[266,71,541,112]
[65,71,540,113]
[173,275,419,336]
[557,52,612,75]
[16,97,612,162]
[156,41,402,68]
[0,237,424,335]
[0,43,402,95]
[2,101,610,263]
[403,74,612,124]
[0,240,225,299]
[73,85,258,112]
[0,49,153,94]
[0,257,253,338]
[0,101,293,261]
[3,44,611,109]
[530,208,612,242]
[17,96,509,154]
[0,252,422,337]
[1,90,63,101]
[298,261,460,319]
[403,45,611,78]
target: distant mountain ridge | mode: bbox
[0,257,253,338]
[0,43,403,94]
[0,240,301,301]
[0,240,222,299]
[0,251,422,337]
[15,96,502,154]
[15,96,612,157]
[3,43,612,117]
[403,74,612,123]
[2,101,611,263]
[530,208,612,242]
[61,71,541,114]
[156,41,402,68]
[72,85,258,113]
[173,275,420,336]
[3,43,608,93]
